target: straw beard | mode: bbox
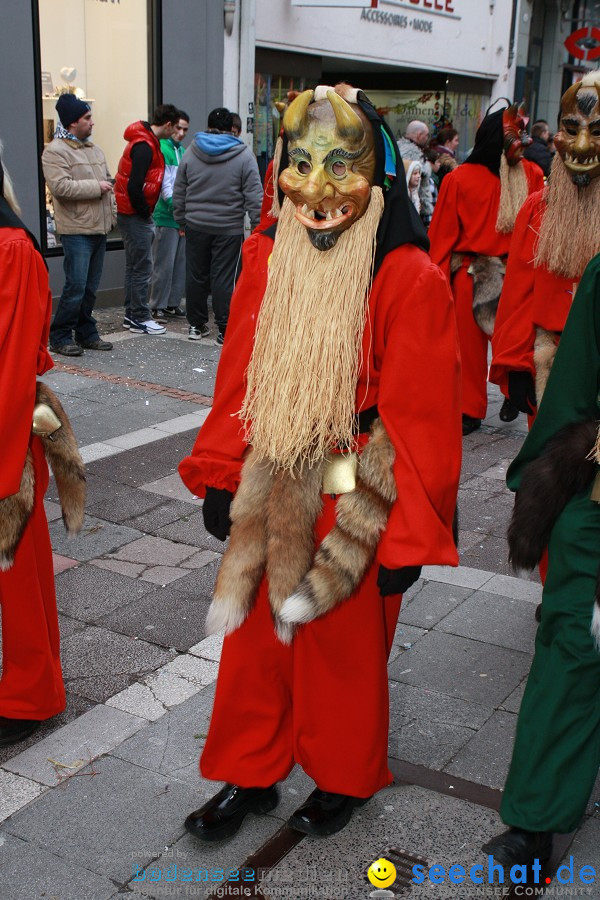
[496,154,529,234]
[535,154,600,279]
[240,188,385,472]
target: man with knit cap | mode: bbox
[42,94,115,357]
[178,86,461,841]
[115,104,179,336]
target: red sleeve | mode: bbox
[489,192,543,393]
[427,172,461,280]
[178,233,271,497]
[0,231,53,499]
[376,256,462,568]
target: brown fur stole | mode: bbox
[508,420,597,574]
[206,417,397,644]
[533,327,559,405]
[450,254,506,337]
[0,382,86,571]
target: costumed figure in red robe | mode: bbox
[428,102,544,435]
[490,71,600,421]
[0,152,86,746]
[179,84,461,842]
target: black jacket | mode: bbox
[524,136,552,178]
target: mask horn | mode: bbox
[283,90,314,140]
[327,90,364,142]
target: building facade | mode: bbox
[1,0,223,301]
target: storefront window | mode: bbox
[38,0,150,249]
[254,74,317,182]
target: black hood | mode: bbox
[464,106,505,177]
[264,90,429,275]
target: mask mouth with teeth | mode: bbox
[554,73,600,187]
[278,88,376,251]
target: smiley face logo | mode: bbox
[367,857,397,888]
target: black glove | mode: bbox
[377,565,422,597]
[202,487,233,541]
[507,371,537,415]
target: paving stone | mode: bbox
[139,565,191,585]
[90,558,147,578]
[79,442,123,463]
[161,654,219,687]
[445,709,518,790]
[188,633,224,662]
[459,534,514,577]
[61,626,176,702]
[458,528,488,554]
[109,535,197,566]
[40,371,94,394]
[575,806,600,861]
[3,755,191,883]
[485,572,542,603]
[53,553,79,575]
[398,581,473,629]
[86,484,167,524]
[388,630,531,706]
[55,564,155,620]
[182,549,221,569]
[98,587,211,652]
[3,705,146,786]
[125,498,199,534]
[44,499,62,521]
[257,784,503,900]
[500,679,527,714]
[387,624,427,666]
[142,669,204,707]
[0,832,117,900]
[436,590,538,653]
[112,685,216,787]
[106,682,169,722]
[156,511,229,554]
[164,560,221,598]
[86,430,199,487]
[0,771,45,823]
[57,613,87,638]
[388,682,493,770]
[141,472,201,503]
[0,692,94,768]
[49,514,144,561]
[151,410,210,434]
[421,565,494,590]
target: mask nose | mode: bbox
[302,167,335,203]
[573,128,591,156]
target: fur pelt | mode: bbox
[0,451,35,571]
[533,328,559,405]
[471,255,506,336]
[36,382,86,534]
[0,383,86,571]
[205,417,396,643]
[507,420,597,574]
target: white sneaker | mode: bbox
[129,318,166,335]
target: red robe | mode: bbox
[489,190,575,395]
[429,160,544,420]
[0,228,65,720]
[179,232,461,796]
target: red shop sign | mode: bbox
[564,26,600,62]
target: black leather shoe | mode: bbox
[499,397,519,423]
[184,783,279,841]
[482,827,553,867]
[462,415,482,436]
[77,339,113,351]
[288,788,370,837]
[0,717,40,746]
[49,342,83,357]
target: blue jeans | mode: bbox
[118,213,155,322]
[50,234,106,347]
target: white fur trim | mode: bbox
[0,555,12,572]
[205,597,247,636]
[591,603,600,652]
[279,591,315,624]
[275,619,295,645]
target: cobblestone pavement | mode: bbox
[0,314,598,900]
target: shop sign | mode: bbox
[291,0,379,6]
[564,26,600,62]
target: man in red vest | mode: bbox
[115,104,179,336]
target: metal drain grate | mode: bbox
[364,847,428,896]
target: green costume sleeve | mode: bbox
[507,253,600,491]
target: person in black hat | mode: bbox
[42,94,115,356]
[178,85,461,841]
